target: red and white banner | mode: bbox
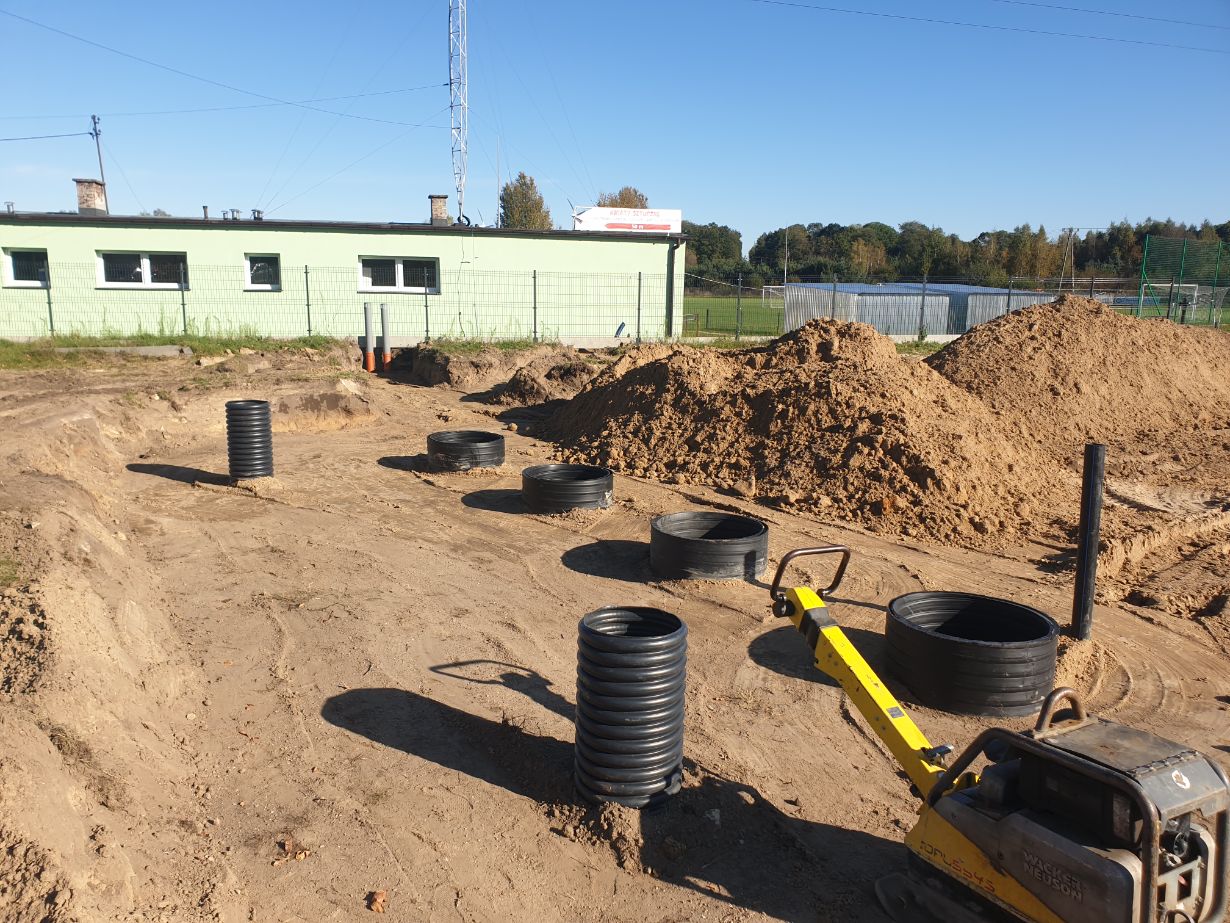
[573,207,682,234]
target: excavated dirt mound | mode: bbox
[927,294,1230,470]
[552,320,1071,548]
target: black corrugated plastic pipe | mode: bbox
[886,591,1059,717]
[522,464,613,513]
[426,431,505,471]
[650,511,768,580]
[575,606,687,808]
[225,399,273,479]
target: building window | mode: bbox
[97,252,188,289]
[245,254,282,291]
[358,256,440,293]
[3,249,49,287]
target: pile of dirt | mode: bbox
[927,294,1230,468]
[495,357,598,407]
[391,343,573,391]
[552,320,1070,547]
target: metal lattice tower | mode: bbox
[449,0,468,223]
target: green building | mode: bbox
[0,182,686,343]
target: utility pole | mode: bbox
[89,115,107,189]
[448,0,468,223]
[783,227,789,286]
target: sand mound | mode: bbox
[552,320,1068,547]
[927,295,1230,467]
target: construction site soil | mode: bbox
[0,300,1227,922]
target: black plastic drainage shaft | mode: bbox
[225,399,273,479]
[1071,443,1106,640]
[575,607,687,809]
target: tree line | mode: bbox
[495,172,1227,289]
[686,217,1230,290]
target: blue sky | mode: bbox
[1,0,1226,251]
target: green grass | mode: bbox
[425,337,542,356]
[0,334,337,369]
[895,340,944,357]
[0,558,17,588]
[683,295,784,338]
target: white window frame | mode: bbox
[96,251,188,290]
[357,255,440,294]
[244,253,282,292]
[2,248,50,288]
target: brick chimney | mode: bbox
[73,178,108,216]
[429,194,450,226]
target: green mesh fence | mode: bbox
[1137,236,1226,325]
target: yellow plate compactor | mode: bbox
[769,546,1228,923]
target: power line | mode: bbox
[0,8,461,124]
[0,130,91,142]
[102,140,146,215]
[983,0,1229,32]
[746,0,1230,54]
[0,85,448,122]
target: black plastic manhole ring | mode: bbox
[521,464,613,513]
[426,430,506,472]
[649,511,769,581]
[886,591,1059,717]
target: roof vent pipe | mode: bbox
[251,209,263,221]
[202,205,209,219]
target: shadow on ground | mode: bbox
[377,454,428,472]
[126,462,230,486]
[429,660,573,721]
[748,623,893,690]
[321,686,896,921]
[561,539,651,582]
[321,687,572,804]
[461,488,525,513]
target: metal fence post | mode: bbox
[830,274,838,319]
[735,272,743,341]
[423,280,430,344]
[179,263,189,335]
[1088,276,1095,298]
[40,268,54,337]
[532,269,538,343]
[636,271,642,344]
[917,276,929,340]
[304,265,312,336]
[1212,242,1223,329]
[1136,235,1149,317]
[1005,277,1014,318]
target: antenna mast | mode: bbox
[449,0,468,223]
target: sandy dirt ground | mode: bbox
[0,342,1228,923]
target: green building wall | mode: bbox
[0,217,686,343]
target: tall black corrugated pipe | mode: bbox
[575,606,687,808]
[225,399,273,479]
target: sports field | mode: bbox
[681,293,784,337]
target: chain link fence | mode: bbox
[1138,236,1226,325]
[0,263,674,344]
[686,273,1224,340]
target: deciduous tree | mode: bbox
[499,172,553,230]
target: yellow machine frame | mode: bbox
[772,548,1067,923]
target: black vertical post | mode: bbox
[40,268,54,337]
[179,262,189,335]
[636,271,642,344]
[917,276,929,340]
[532,269,539,343]
[1088,276,1095,298]
[304,265,312,336]
[830,274,838,319]
[664,243,677,337]
[1071,443,1106,641]
[1005,278,1014,320]
[735,272,743,341]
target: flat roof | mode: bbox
[0,211,686,244]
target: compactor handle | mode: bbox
[769,546,852,609]
[1033,687,1089,736]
